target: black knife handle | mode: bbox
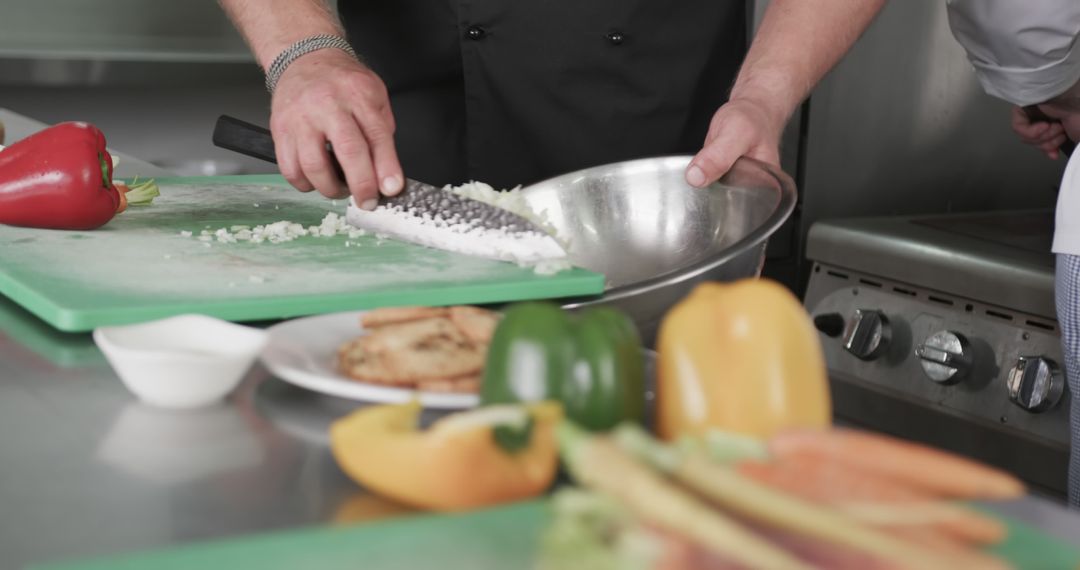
[212,115,279,164]
[213,114,349,182]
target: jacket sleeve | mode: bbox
[946,0,1080,106]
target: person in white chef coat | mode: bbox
[716,0,1080,505]
[935,1,1080,508]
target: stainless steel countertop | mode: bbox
[1,109,1079,568]
[5,300,1080,570]
[0,302,366,569]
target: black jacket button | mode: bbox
[606,31,625,45]
[466,25,487,40]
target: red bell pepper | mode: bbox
[0,121,123,230]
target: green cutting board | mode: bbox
[0,176,604,332]
[29,499,1080,570]
[0,294,103,367]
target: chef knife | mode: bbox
[211,115,567,262]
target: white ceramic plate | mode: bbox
[259,311,480,410]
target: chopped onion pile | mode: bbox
[181,212,366,245]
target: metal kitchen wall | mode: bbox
[0,0,251,70]
[760,1,1068,291]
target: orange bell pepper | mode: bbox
[330,400,563,511]
[656,279,831,441]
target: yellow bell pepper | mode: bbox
[656,279,831,441]
[330,400,563,512]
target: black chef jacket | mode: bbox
[338,1,748,190]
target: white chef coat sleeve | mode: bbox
[946,0,1080,107]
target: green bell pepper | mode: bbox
[480,302,646,431]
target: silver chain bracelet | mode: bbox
[264,34,358,94]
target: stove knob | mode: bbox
[842,309,891,361]
[915,330,971,384]
[813,313,846,338]
[1007,356,1064,413]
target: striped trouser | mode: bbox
[1056,254,1080,507]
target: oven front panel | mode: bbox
[804,262,1070,495]
[805,263,1069,447]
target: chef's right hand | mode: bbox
[1010,105,1069,161]
[270,49,403,209]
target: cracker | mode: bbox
[359,317,463,352]
[360,306,449,329]
[339,318,485,384]
[449,306,500,345]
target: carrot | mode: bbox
[890,526,1013,570]
[768,428,1025,499]
[675,455,960,570]
[113,177,159,208]
[559,423,812,570]
[114,182,128,214]
[736,454,1007,545]
[836,502,1008,546]
[737,454,933,503]
[613,425,960,570]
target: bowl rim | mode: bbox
[93,314,269,361]
[523,154,797,305]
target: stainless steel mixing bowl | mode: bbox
[521,155,796,345]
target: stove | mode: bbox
[803,209,1070,497]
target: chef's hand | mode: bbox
[270,50,403,209]
[1011,105,1069,161]
[685,98,785,188]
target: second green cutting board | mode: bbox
[29,499,1080,570]
[0,175,605,332]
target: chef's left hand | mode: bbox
[685,98,785,188]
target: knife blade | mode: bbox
[211,115,566,261]
[381,178,545,234]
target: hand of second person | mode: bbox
[685,98,785,188]
[270,49,403,209]
[1011,105,1069,161]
